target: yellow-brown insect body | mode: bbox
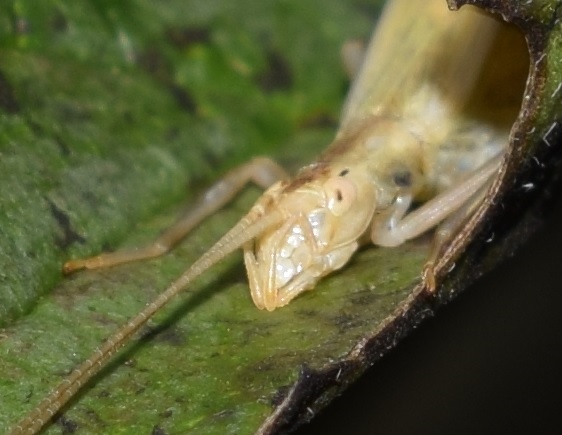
[244,112,502,309]
[243,1,507,310]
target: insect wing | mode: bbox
[339,0,499,131]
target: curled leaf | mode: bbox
[1,1,562,434]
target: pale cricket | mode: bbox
[11,0,520,433]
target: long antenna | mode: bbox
[10,209,283,435]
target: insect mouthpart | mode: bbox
[272,210,329,286]
[244,205,358,311]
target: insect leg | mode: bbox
[371,153,503,248]
[422,176,494,291]
[63,157,288,274]
[429,178,492,263]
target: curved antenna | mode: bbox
[10,209,283,435]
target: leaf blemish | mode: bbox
[0,71,20,114]
[256,49,293,92]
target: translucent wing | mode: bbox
[339,0,499,132]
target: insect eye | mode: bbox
[392,169,412,187]
[324,176,356,216]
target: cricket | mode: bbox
[10,0,527,433]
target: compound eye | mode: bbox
[324,176,356,216]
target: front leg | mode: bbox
[371,153,502,248]
[64,157,288,273]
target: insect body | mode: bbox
[242,0,504,310]
[11,0,519,433]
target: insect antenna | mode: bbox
[10,209,284,435]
